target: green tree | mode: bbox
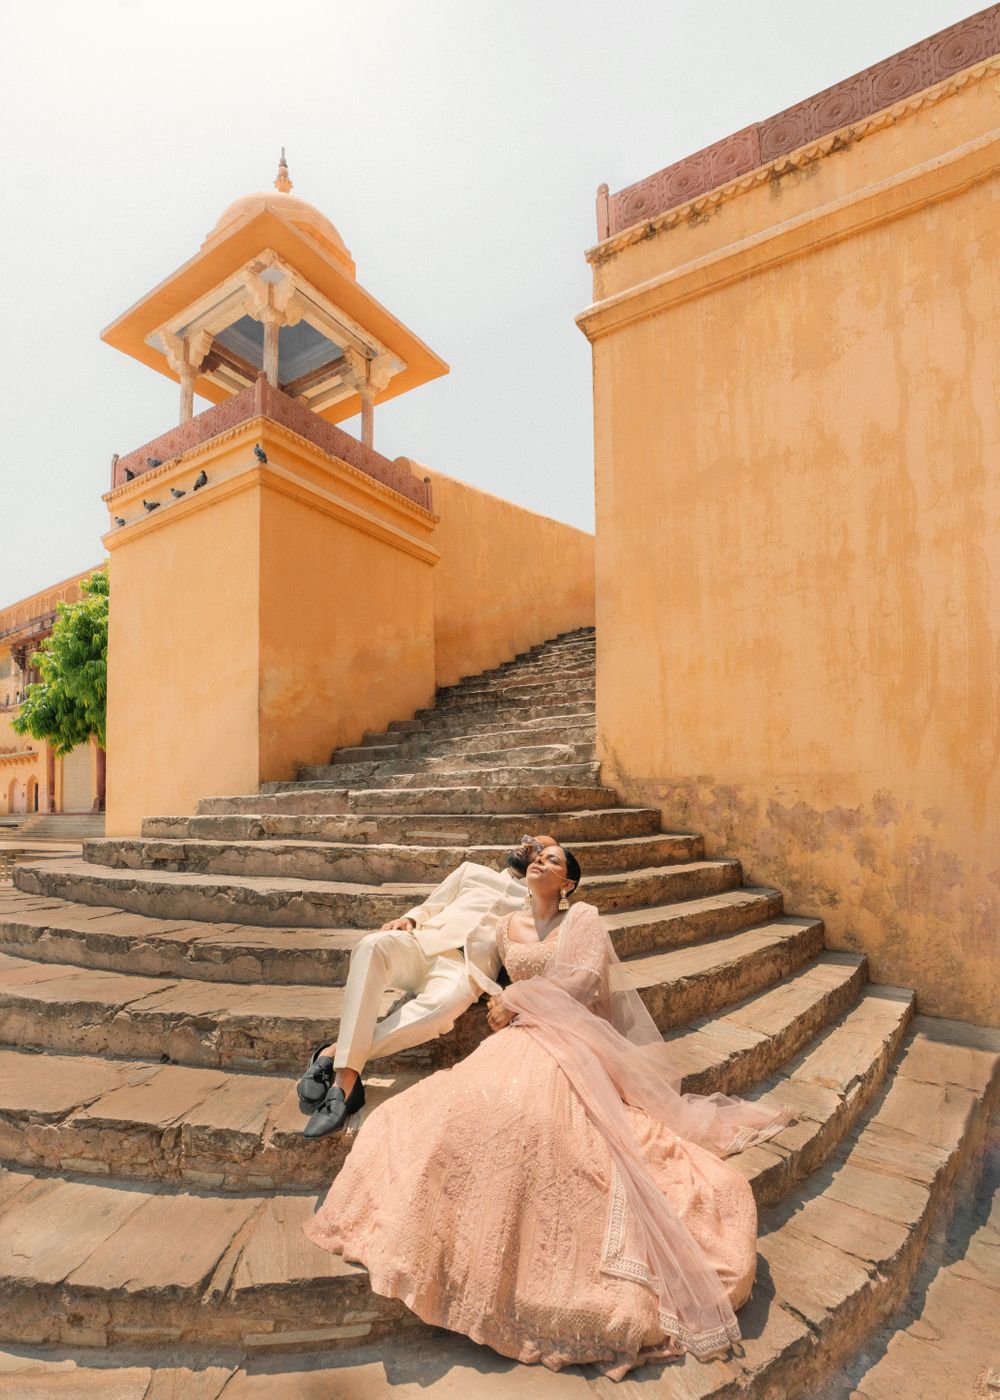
[12,568,108,754]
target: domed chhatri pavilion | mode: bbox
[102,152,446,445]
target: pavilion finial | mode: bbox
[274,148,293,194]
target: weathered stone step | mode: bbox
[439,669,594,700]
[0,974,905,1202]
[303,740,597,783]
[0,884,785,986]
[660,951,868,1098]
[0,941,857,1078]
[202,783,620,817]
[443,655,594,681]
[13,856,742,928]
[3,998,976,1370]
[412,697,594,726]
[722,1015,1000,1399]
[826,1121,1000,1400]
[83,832,703,886]
[397,705,596,739]
[335,721,597,764]
[141,804,663,847]
[0,888,356,986]
[296,760,603,791]
[604,883,785,955]
[733,985,914,1207]
[424,686,595,716]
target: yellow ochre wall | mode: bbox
[104,421,442,835]
[106,475,262,837]
[257,464,437,781]
[415,465,596,689]
[580,59,1000,1024]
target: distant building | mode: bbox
[0,568,105,817]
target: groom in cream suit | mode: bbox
[298,834,555,1138]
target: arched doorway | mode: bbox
[26,777,38,812]
[8,778,25,814]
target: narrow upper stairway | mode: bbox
[0,626,996,1397]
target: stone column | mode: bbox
[161,329,212,425]
[263,316,281,387]
[343,349,395,451]
[179,365,196,423]
[243,260,300,388]
[359,388,374,448]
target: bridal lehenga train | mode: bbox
[304,902,791,1379]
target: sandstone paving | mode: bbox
[0,1021,988,1384]
[13,855,746,928]
[82,830,703,886]
[0,946,871,1188]
[666,955,867,1094]
[631,918,824,1028]
[0,891,359,984]
[0,930,848,1076]
[0,885,789,986]
[142,803,659,846]
[840,1160,1000,1399]
[226,782,620,816]
[0,627,997,1394]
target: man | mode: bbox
[298,833,556,1139]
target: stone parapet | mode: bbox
[111,376,431,510]
[600,3,1000,240]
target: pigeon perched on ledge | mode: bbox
[114,517,126,527]
[254,443,268,464]
[193,471,208,490]
[147,457,163,468]
[170,487,186,499]
[124,468,136,481]
[143,499,160,512]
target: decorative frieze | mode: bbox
[600,5,1000,244]
[108,377,432,509]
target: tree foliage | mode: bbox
[12,568,108,755]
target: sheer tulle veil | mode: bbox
[500,900,791,1359]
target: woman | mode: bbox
[303,844,791,1379]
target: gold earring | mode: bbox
[558,888,570,911]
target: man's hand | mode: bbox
[487,995,515,1033]
[381,917,416,932]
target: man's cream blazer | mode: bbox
[402,861,526,997]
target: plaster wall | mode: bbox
[257,475,436,780]
[418,466,596,689]
[103,422,439,834]
[105,482,261,836]
[581,62,1000,1024]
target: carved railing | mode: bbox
[111,376,433,510]
[601,5,1000,239]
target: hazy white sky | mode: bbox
[0,0,977,603]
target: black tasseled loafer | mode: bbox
[296,1045,334,1113]
[303,1076,365,1140]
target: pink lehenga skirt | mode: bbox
[303,1022,759,1378]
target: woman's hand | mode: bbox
[486,994,515,1033]
[381,917,416,932]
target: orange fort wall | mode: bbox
[579,53,1000,1024]
[104,423,594,836]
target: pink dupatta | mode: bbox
[500,901,791,1358]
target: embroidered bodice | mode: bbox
[497,915,563,980]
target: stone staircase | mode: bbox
[0,626,996,1398]
[13,813,105,842]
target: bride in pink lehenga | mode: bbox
[303,843,791,1379]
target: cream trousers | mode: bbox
[333,928,476,1074]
